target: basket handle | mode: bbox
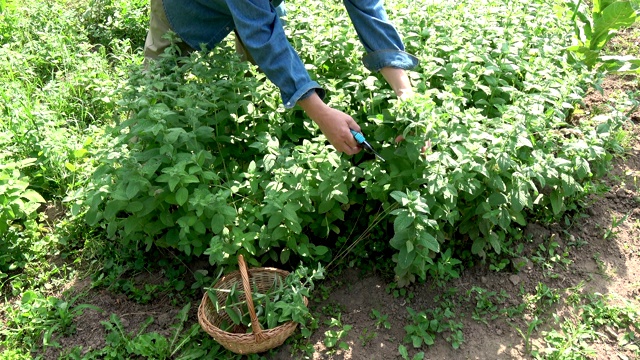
[238,254,267,343]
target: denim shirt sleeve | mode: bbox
[225,0,322,108]
[342,0,419,72]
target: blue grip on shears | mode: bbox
[350,129,366,144]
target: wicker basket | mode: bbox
[198,255,308,354]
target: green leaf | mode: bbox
[225,307,242,325]
[488,233,501,254]
[488,192,507,207]
[394,210,414,232]
[550,189,563,215]
[599,55,640,73]
[169,177,180,192]
[406,240,414,253]
[318,199,335,214]
[21,189,45,204]
[591,1,637,50]
[175,187,188,206]
[399,344,409,359]
[298,243,310,257]
[73,148,88,158]
[411,335,422,348]
[266,297,277,329]
[268,212,284,229]
[280,248,290,264]
[210,214,225,234]
[575,157,591,179]
[471,238,486,256]
[218,206,237,219]
[398,245,416,270]
[314,245,329,256]
[391,191,410,206]
[510,186,527,212]
[282,203,300,223]
[207,290,219,312]
[104,200,126,221]
[418,232,440,253]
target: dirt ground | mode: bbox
[36,73,639,360]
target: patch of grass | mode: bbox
[530,235,573,278]
[534,293,640,359]
[0,290,100,353]
[467,286,509,324]
[402,291,465,350]
[603,23,640,57]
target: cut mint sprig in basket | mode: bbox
[205,262,324,334]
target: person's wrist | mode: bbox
[299,93,329,123]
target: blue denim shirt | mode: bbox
[163,0,419,108]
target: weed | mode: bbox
[386,282,415,301]
[531,237,572,278]
[603,212,630,241]
[516,315,544,355]
[398,344,425,360]
[592,253,610,278]
[403,307,434,347]
[323,313,352,352]
[536,293,640,359]
[371,308,391,330]
[69,303,228,360]
[526,283,561,316]
[0,291,100,352]
[359,327,377,346]
[467,286,508,324]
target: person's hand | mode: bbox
[298,93,362,155]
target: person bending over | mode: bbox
[144,0,418,155]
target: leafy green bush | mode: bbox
[84,43,343,267]
[80,0,149,53]
[0,158,45,280]
[83,0,629,285]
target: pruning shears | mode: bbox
[350,129,385,162]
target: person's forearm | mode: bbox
[298,92,329,121]
[380,67,414,98]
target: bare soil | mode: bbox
[37,76,639,360]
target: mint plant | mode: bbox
[81,0,631,286]
[0,158,45,280]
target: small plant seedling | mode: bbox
[358,328,377,346]
[370,309,391,330]
[603,212,629,241]
[386,282,415,301]
[398,344,425,360]
[323,313,352,352]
